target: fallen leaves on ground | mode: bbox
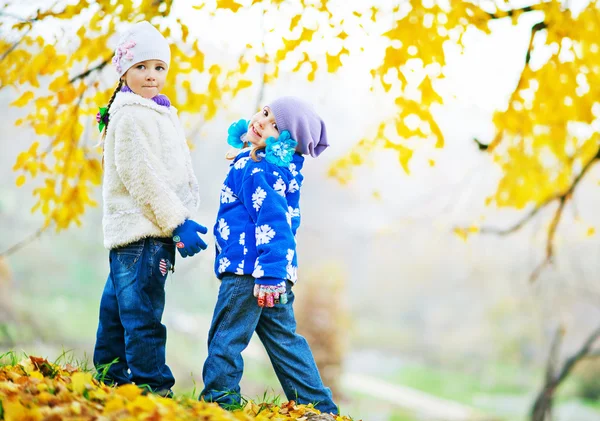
[0,356,355,421]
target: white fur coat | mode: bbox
[102,92,199,249]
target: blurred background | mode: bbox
[1,1,600,420]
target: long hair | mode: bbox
[100,79,124,166]
[101,79,123,140]
[250,146,265,162]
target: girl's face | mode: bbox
[121,60,168,99]
[246,106,279,147]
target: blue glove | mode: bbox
[172,219,208,258]
[227,119,249,148]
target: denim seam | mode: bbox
[208,275,245,355]
[140,242,166,388]
[115,245,144,269]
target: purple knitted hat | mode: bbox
[267,97,329,157]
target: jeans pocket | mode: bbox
[145,242,175,321]
[114,241,144,269]
[148,239,175,282]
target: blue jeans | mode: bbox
[93,237,176,393]
[201,274,337,414]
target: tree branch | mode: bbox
[531,325,600,421]
[555,326,600,385]
[478,153,598,281]
[481,155,598,236]
[528,195,566,282]
[480,20,547,151]
[0,12,36,22]
[487,5,537,20]
[69,58,111,84]
[479,203,548,236]
[0,26,32,62]
[0,226,48,257]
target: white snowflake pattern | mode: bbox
[287,179,299,194]
[251,168,263,174]
[244,246,248,255]
[252,186,267,211]
[235,260,244,275]
[286,249,297,283]
[217,218,230,240]
[273,171,279,176]
[256,224,276,245]
[285,206,300,227]
[234,157,250,170]
[289,163,298,176]
[239,232,245,246]
[252,261,264,278]
[220,185,236,203]
[273,178,286,197]
[218,257,231,274]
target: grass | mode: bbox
[0,355,349,420]
[388,410,418,421]
[391,361,531,406]
[0,350,20,367]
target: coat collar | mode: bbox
[109,91,175,116]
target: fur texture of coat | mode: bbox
[102,92,199,249]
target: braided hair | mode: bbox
[100,79,124,166]
[101,79,123,139]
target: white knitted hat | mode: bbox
[112,21,171,78]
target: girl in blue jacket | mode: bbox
[200,97,337,414]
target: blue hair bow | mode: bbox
[227,119,249,148]
[265,130,298,166]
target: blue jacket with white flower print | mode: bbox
[214,149,304,285]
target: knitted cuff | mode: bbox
[255,276,284,286]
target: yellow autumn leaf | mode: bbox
[70,371,93,394]
[126,395,157,416]
[453,227,469,242]
[116,383,143,401]
[216,0,243,12]
[232,79,253,96]
[103,397,125,414]
[290,14,301,31]
[326,47,349,73]
[10,91,34,107]
[2,400,28,421]
[587,227,595,237]
[16,175,26,187]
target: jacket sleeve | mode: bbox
[239,168,295,285]
[113,112,189,233]
[171,108,200,211]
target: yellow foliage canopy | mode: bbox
[2,0,599,238]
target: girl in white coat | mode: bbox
[93,21,206,396]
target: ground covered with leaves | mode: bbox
[0,355,353,420]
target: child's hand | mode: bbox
[172,219,208,258]
[227,119,249,148]
[253,281,287,308]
